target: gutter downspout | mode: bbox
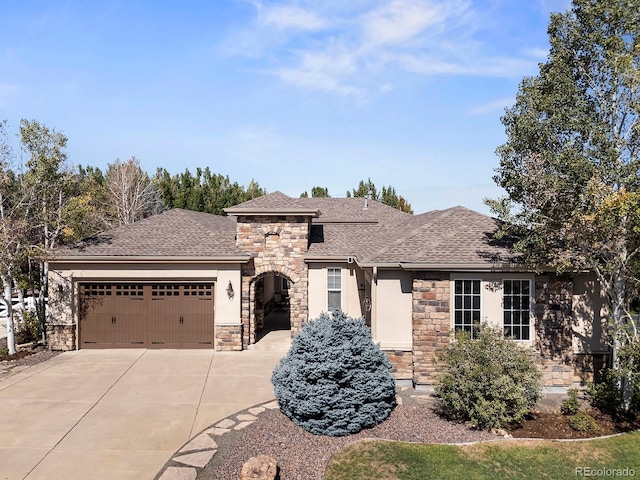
[371,266,378,340]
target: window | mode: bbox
[503,280,531,340]
[454,280,481,337]
[327,268,342,311]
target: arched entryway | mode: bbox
[254,272,292,343]
[242,263,308,349]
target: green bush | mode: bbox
[588,335,640,415]
[587,368,640,415]
[435,324,542,430]
[271,309,397,436]
[561,388,581,416]
[568,411,600,434]
[15,310,42,344]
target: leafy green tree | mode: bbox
[300,186,330,198]
[20,119,76,336]
[347,178,378,200]
[63,165,112,240]
[0,120,28,354]
[486,0,640,409]
[347,178,413,213]
[155,167,265,215]
[381,185,414,214]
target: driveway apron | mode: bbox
[0,348,283,480]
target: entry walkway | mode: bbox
[0,348,284,480]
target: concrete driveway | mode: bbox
[0,348,283,480]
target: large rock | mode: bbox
[240,455,278,480]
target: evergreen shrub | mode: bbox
[587,335,640,414]
[435,324,542,430]
[561,388,581,416]
[271,310,396,436]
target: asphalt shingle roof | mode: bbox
[54,209,248,258]
[55,192,516,267]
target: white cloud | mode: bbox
[223,0,549,98]
[362,0,469,48]
[273,68,362,97]
[259,4,327,31]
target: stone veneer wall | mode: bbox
[236,215,310,349]
[214,325,243,351]
[384,350,413,381]
[407,272,605,389]
[46,324,76,351]
[534,275,577,387]
[46,273,76,350]
[411,272,451,385]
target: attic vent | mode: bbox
[265,231,279,237]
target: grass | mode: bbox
[325,431,640,480]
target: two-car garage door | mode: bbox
[79,283,214,349]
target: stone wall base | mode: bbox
[539,352,611,388]
[383,349,413,381]
[47,324,76,351]
[215,324,243,351]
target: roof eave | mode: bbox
[49,255,251,265]
[398,262,533,272]
[224,207,321,217]
[305,255,354,263]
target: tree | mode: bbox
[105,157,162,226]
[381,185,414,214]
[155,167,266,215]
[20,119,73,339]
[347,178,378,200]
[300,186,330,198]
[63,165,113,240]
[0,120,28,354]
[486,0,640,409]
[347,178,413,213]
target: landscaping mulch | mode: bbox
[0,337,62,374]
[199,392,640,480]
[199,397,496,480]
[508,408,640,439]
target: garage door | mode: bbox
[79,283,214,349]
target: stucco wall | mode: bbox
[307,263,365,320]
[374,270,413,350]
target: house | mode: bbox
[47,192,609,388]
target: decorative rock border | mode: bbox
[156,400,280,480]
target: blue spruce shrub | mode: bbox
[271,309,396,436]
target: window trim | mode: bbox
[452,278,482,338]
[327,267,342,311]
[502,279,532,341]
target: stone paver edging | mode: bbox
[155,399,280,480]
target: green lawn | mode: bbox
[325,431,640,480]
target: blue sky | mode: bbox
[1,0,571,214]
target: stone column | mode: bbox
[411,272,451,385]
[534,275,575,387]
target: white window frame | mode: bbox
[502,279,532,341]
[327,267,342,311]
[453,279,482,338]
